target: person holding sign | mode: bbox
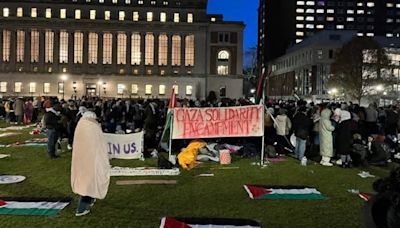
[71,111,110,217]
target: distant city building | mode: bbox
[0,0,244,99]
[267,30,400,100]
[258,0,400,71]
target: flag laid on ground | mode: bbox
[359,192,373,201]
[0,197,70,216]
[159,88,177,151]
[160,217,261,228]
[244,185,325,200]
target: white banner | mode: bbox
[104,131,144,160]
[172,105,264,139]
[110,167,180,176]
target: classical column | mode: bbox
[68,31,74,67]
[10,29,16,70]
[0,29,3,63]
[112,32,117,68]
[98,32,103,70]
[83,31,89,67]
[54,30,60,68]
[140,32,145,69]
[39,29,45,70]
[181,33,185,71]
[24,29,30,66]
[167,33,172,72]
[126,32,131,71]
[154,32,159,71]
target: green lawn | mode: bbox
[0,123,398,227]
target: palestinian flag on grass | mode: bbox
[244,185,325,200]
[0,197,70,216]
[160,217,261,228]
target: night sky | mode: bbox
[208,0,258,51]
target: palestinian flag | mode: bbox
[159,88,177,151]
[160,217,261,228]
[244,185,325,200]
[358,192,373,202]
[0,197,70,216]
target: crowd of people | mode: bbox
[265,100,400,167]
[1,96,400,167]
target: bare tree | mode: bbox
[328,37,393,103]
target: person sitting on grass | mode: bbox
[71,111,110,217]
[364,167,400,228]
[368,135,391,166]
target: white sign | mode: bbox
[172,105,264,139]
[110,167,180,176]
[104,131,144,160]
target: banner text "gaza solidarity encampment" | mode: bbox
[172,105,263,139]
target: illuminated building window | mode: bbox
[367,2,374,7]
[172,35,181,66]
[186,85,193,96]
[336,24,344,29]
[296,24,304,28]
[357,10,364,14]
[327,9,334,14]
[17,8,23,17]
[296,16,304,21]
[60,9,66,19]
[160,12,166,22]
[103,33,112,64]
[185,35,195,66]
[296,31,304,36]
[0,82,7,93]
[45,31,54,63]
[31,8,37,18]
[29,82,36,93]
[306,24,314,29]
[387,33,394,37]
[306,9,314,13]
[296,8,304,13]
[138,0,144,4]
[306,16,314,21]
[88,33,98,64]
[366,33,374,37]
[119,11,125,21]
[60,31,68,63]
[117,33,127,64]
[16,30,25,62]
[306,1,315,6]
[131,84,138,94]
[133,11,139,21]
[117,84,125,95]
[3,8,9,17]
[14,82,22,93]
[90,10,96,19]
[46,8,52,18]
[173,85,179,94]
[297,1,305,5]
[158,34,168,66]
[44,83,50,94]
[327,16,334,21]
[316,24,324,29]
[31,30,39,63]
[347,9,354,14]
[145,33,154,65]
[145,84,152,95]
[131,33,141,65]
[1,32,10,61]
[105,11,110,20]
[159,85,166,95]
[217,50,229,75]
[147,12,153,21]
[187,13,193,23]
[74,32,83,64]
[163,1,168,5]
[347,17,354,22]
[75,9,81,19]
[174,13,180,22]
[316,9,324,13]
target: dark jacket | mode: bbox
[336,119,353,155]
[292,112,312,139]
[44,111,60,130]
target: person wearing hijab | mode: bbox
[71,111,110,216]
[319,108,335,166]
[335,110,353,167]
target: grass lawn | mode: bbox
[0,123,398,227]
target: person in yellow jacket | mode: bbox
[4,100,10,123]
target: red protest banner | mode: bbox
[172,105,264,139]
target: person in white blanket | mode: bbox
[71,111,110,217]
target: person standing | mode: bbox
[319,108,335,166]
[44,103,61,159]
[71,111,110,217]
[365,103,378,135]
[335,110,353,167]
[292,106,312,165]
[13,97,24,125]
[273,108,292,154]
[24,99,33,124]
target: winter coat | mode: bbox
[365,105,378,123]
[13,99,24,116]
[292,112,312,139]
[319,109,335,157]
[274,114,291,136]
[336,119,352,155]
